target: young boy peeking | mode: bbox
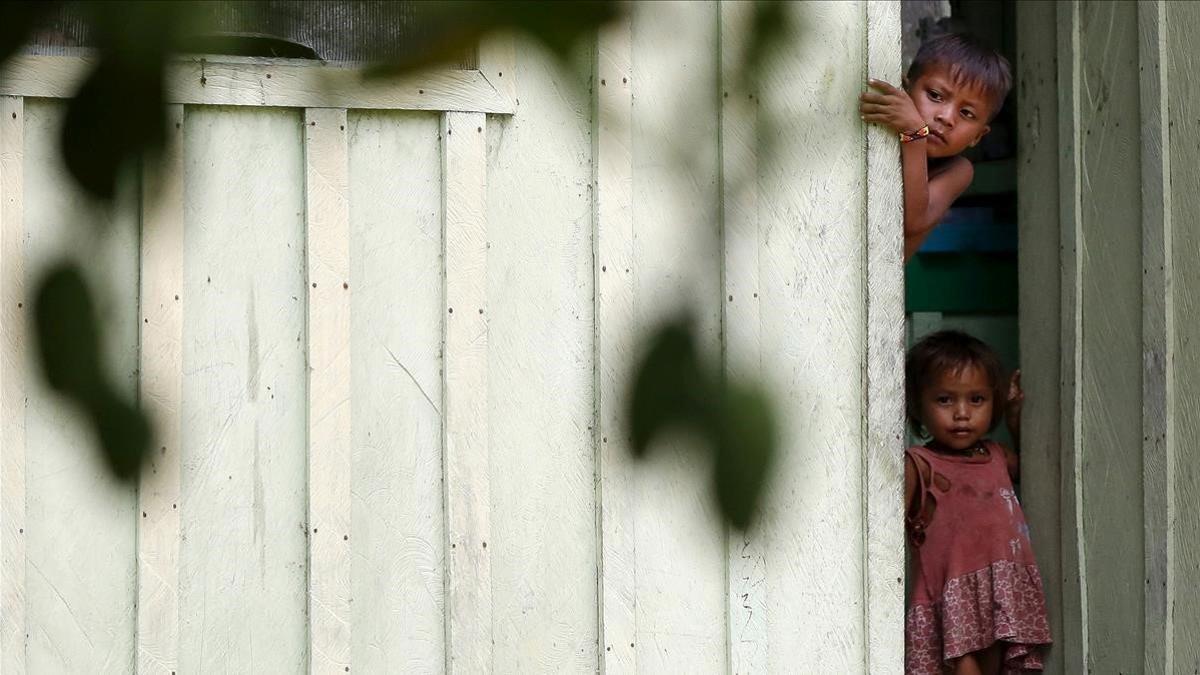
[860,34,1012,261]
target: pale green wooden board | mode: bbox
[1167,1,1200,671]
[1016,1,1065,671]
[1076,3,1145,669]
[347,110,446,671]
[178,107,309,672]
[22,99,139,674]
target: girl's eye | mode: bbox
[936,395,951,404]
[927,89,942,102]
[961,109,976,120]
[971,395,986,404]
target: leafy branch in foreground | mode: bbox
[628,317,778,530]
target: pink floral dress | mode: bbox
[905,441,1052,673]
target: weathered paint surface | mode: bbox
[305,106,354,673]
[137,104,185,673]
[0,95,26,675]
[1077,1,1144,670]
[1015,2,1064,672]
[0,3,906,671]
[1019,1,1200,672]
[484,36,598,673]
[1167,3,1199,672]
[22,100,139,674]
[178,107,309,672]
[347,110,446,672]
[753,1,870,669]
[630,2,726,671]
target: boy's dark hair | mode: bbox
[905,329,1007,436]
[906,33,1012,119]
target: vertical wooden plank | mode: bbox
[863,1,905,672]
[478,34,517,110]
[441,110,490,674]
[178,107,308,673]
[305,107,352,675]
[1056,3,1088,671]
[755,1,867,669]
[1165,1,1200,670]
[1138,2,1173,673]
[1016,1,1065,671]
[22,99,139,674]
[485,37,598,674]
[719,2,765,672]
[630,2,726,671]
[138,104,184,674]
[0,95,25,675]
[347,111,445,673]
[595,12,636,675]
[1077,2,1144,670]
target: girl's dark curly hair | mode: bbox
[905,330,1007,437]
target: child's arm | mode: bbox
[860,80,974,261]
[905,453,917,516]
[1003,370,1023,481]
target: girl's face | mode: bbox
[906,65,993,159]
[919,363,994,451]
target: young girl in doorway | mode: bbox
[905,330,1051,674]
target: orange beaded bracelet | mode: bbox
[900,125,930,143]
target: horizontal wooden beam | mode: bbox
[0,54,514,114]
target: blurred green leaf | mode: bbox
[59,1,187,201]
[90,389,153,481]
[738,0,791,89]
[33,263,101,395]
[61,56,166,201]
[714,382,777,529]
[0,1,59,67]
[628,316,778,529]
[627,317,709,458]
[365,0,619,77]
[33,263,151,481]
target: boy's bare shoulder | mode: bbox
[928,156,975,204]
[930,155,974,181]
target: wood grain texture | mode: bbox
[347,111,445,672]
[754,1,867,668]
[22,99,139,674]
[304,107,353,674]
[178,107,308,673]
[1055,4,1088,671]
[0,95,25,674]
[1165,2,1200,670]
[630,2,726,671]
[1077,3,1144,670]
[863,2,905,671]
[0,55,514,115]
[477,34,517,112]
[440,110,491,674]
[595,13,637,675]
[484,38,598,673]
[1015,2,1065,672]
[1138,3,1174,673]
[137,104,185,675]
[718,2,766,672]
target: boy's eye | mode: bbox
[971,395,986,404]
[927,89,942,102]
[961,109,976,120]
[935,395,951,404]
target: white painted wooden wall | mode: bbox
[0,2,904,672]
